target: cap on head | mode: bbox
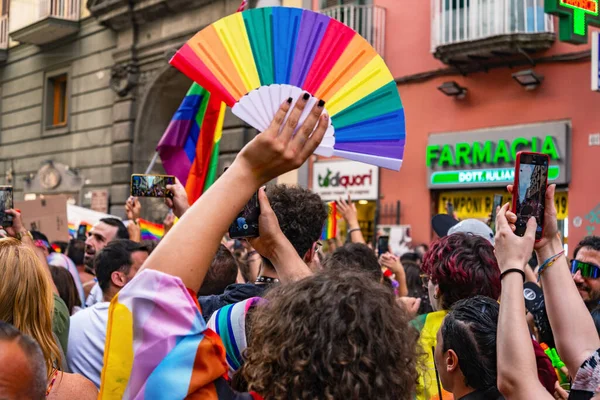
[432,214,494,245]
[448,219,495,245]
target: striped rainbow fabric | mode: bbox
[320,201,337,241]
[99,268,262,400]
[157,82,226,205]
[68,222,90,238]
[412,310,453,400]
[139,219,165,241]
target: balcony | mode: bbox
[10,0,80,46]
[0,15,8,61]
[431,0,555,66]
[321,4,386,58]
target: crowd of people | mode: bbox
[0,94,599,399]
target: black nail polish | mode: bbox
[303,92,310,101]
[317,99,325,108]
[287,97,293,104]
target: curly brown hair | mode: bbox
[242,269,420,399]
[267,185,328,258]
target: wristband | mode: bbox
[537,250,565,282]
[348,228,361,234]
[500,268,526,281]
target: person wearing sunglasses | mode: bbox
[572,236,600,311]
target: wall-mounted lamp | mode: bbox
[512,69,544,90]
[437,81,468,99]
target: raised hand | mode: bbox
[125,196,141,221]
[233,94,328,186]
[506,184,559,250]
[165,177,190,219]
[337,195,359,227]
[494,202,537,273]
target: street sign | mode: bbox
[593,31,600,91]
[545,0,600,44]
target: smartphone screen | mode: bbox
[513,153,549,240]
[490,194,503,234]
[0,186,13,227]
[378,235,389,257]
[228,192,260,239]
[77,224,88,240]
[445,200,454,216]
[130,174,175,198]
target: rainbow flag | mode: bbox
[139,219,165,241]
[100,269,262,399]
[320,202,338,241]
[157,83,226,205]
[68,222,91,238]
[412,310,453,400]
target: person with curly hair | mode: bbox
[242,268,420,399]
[415,233,502,400]
[198,184,328,321]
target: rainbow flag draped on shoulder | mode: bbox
[99,269,262,400]
[320,202,338,241]
[157,83,226,204]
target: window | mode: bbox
[44,69,70,133]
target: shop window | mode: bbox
[44,68,70,134]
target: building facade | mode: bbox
[307,0,600,254]
[0,0,309,221]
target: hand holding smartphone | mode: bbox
[377,235,389,258]
[228,191,261,239]
[512,152,549,241]
[0,186,13,227]
[130,174,175,198]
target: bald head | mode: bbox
[0,322,46,400]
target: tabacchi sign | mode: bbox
[312,161,379,202]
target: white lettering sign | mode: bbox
[312,161,379,201]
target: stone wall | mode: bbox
[0,18,117,205]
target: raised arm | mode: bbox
[248,187,312,283]
[529,185,600,375]
[337,195,365,244]
[494,204,552,400]
[141,95,328,291]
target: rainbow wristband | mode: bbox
[537,250,565,282]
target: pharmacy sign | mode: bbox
[545,0,600,44]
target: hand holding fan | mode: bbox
[170,6,406,170]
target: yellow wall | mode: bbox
[80,0,90,19]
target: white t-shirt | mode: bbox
[85,282,104,307]
[67,302,109,387]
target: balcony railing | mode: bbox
[321,4,386,57]
[0,15,8,50]
[39,0,80,21]
[431,0,554,52]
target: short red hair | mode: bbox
[421,233,501,309]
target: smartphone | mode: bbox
[76,224,88,240]
[490,194,503,234]
[130,174,175,198]
[378,235,389,257]
[228,191,260,239]
[0,186,13,227]
[512,152,549,240]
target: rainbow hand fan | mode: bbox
[170,6,406,170]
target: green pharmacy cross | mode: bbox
[546,0,600,44]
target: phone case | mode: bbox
[512,152,549,241]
